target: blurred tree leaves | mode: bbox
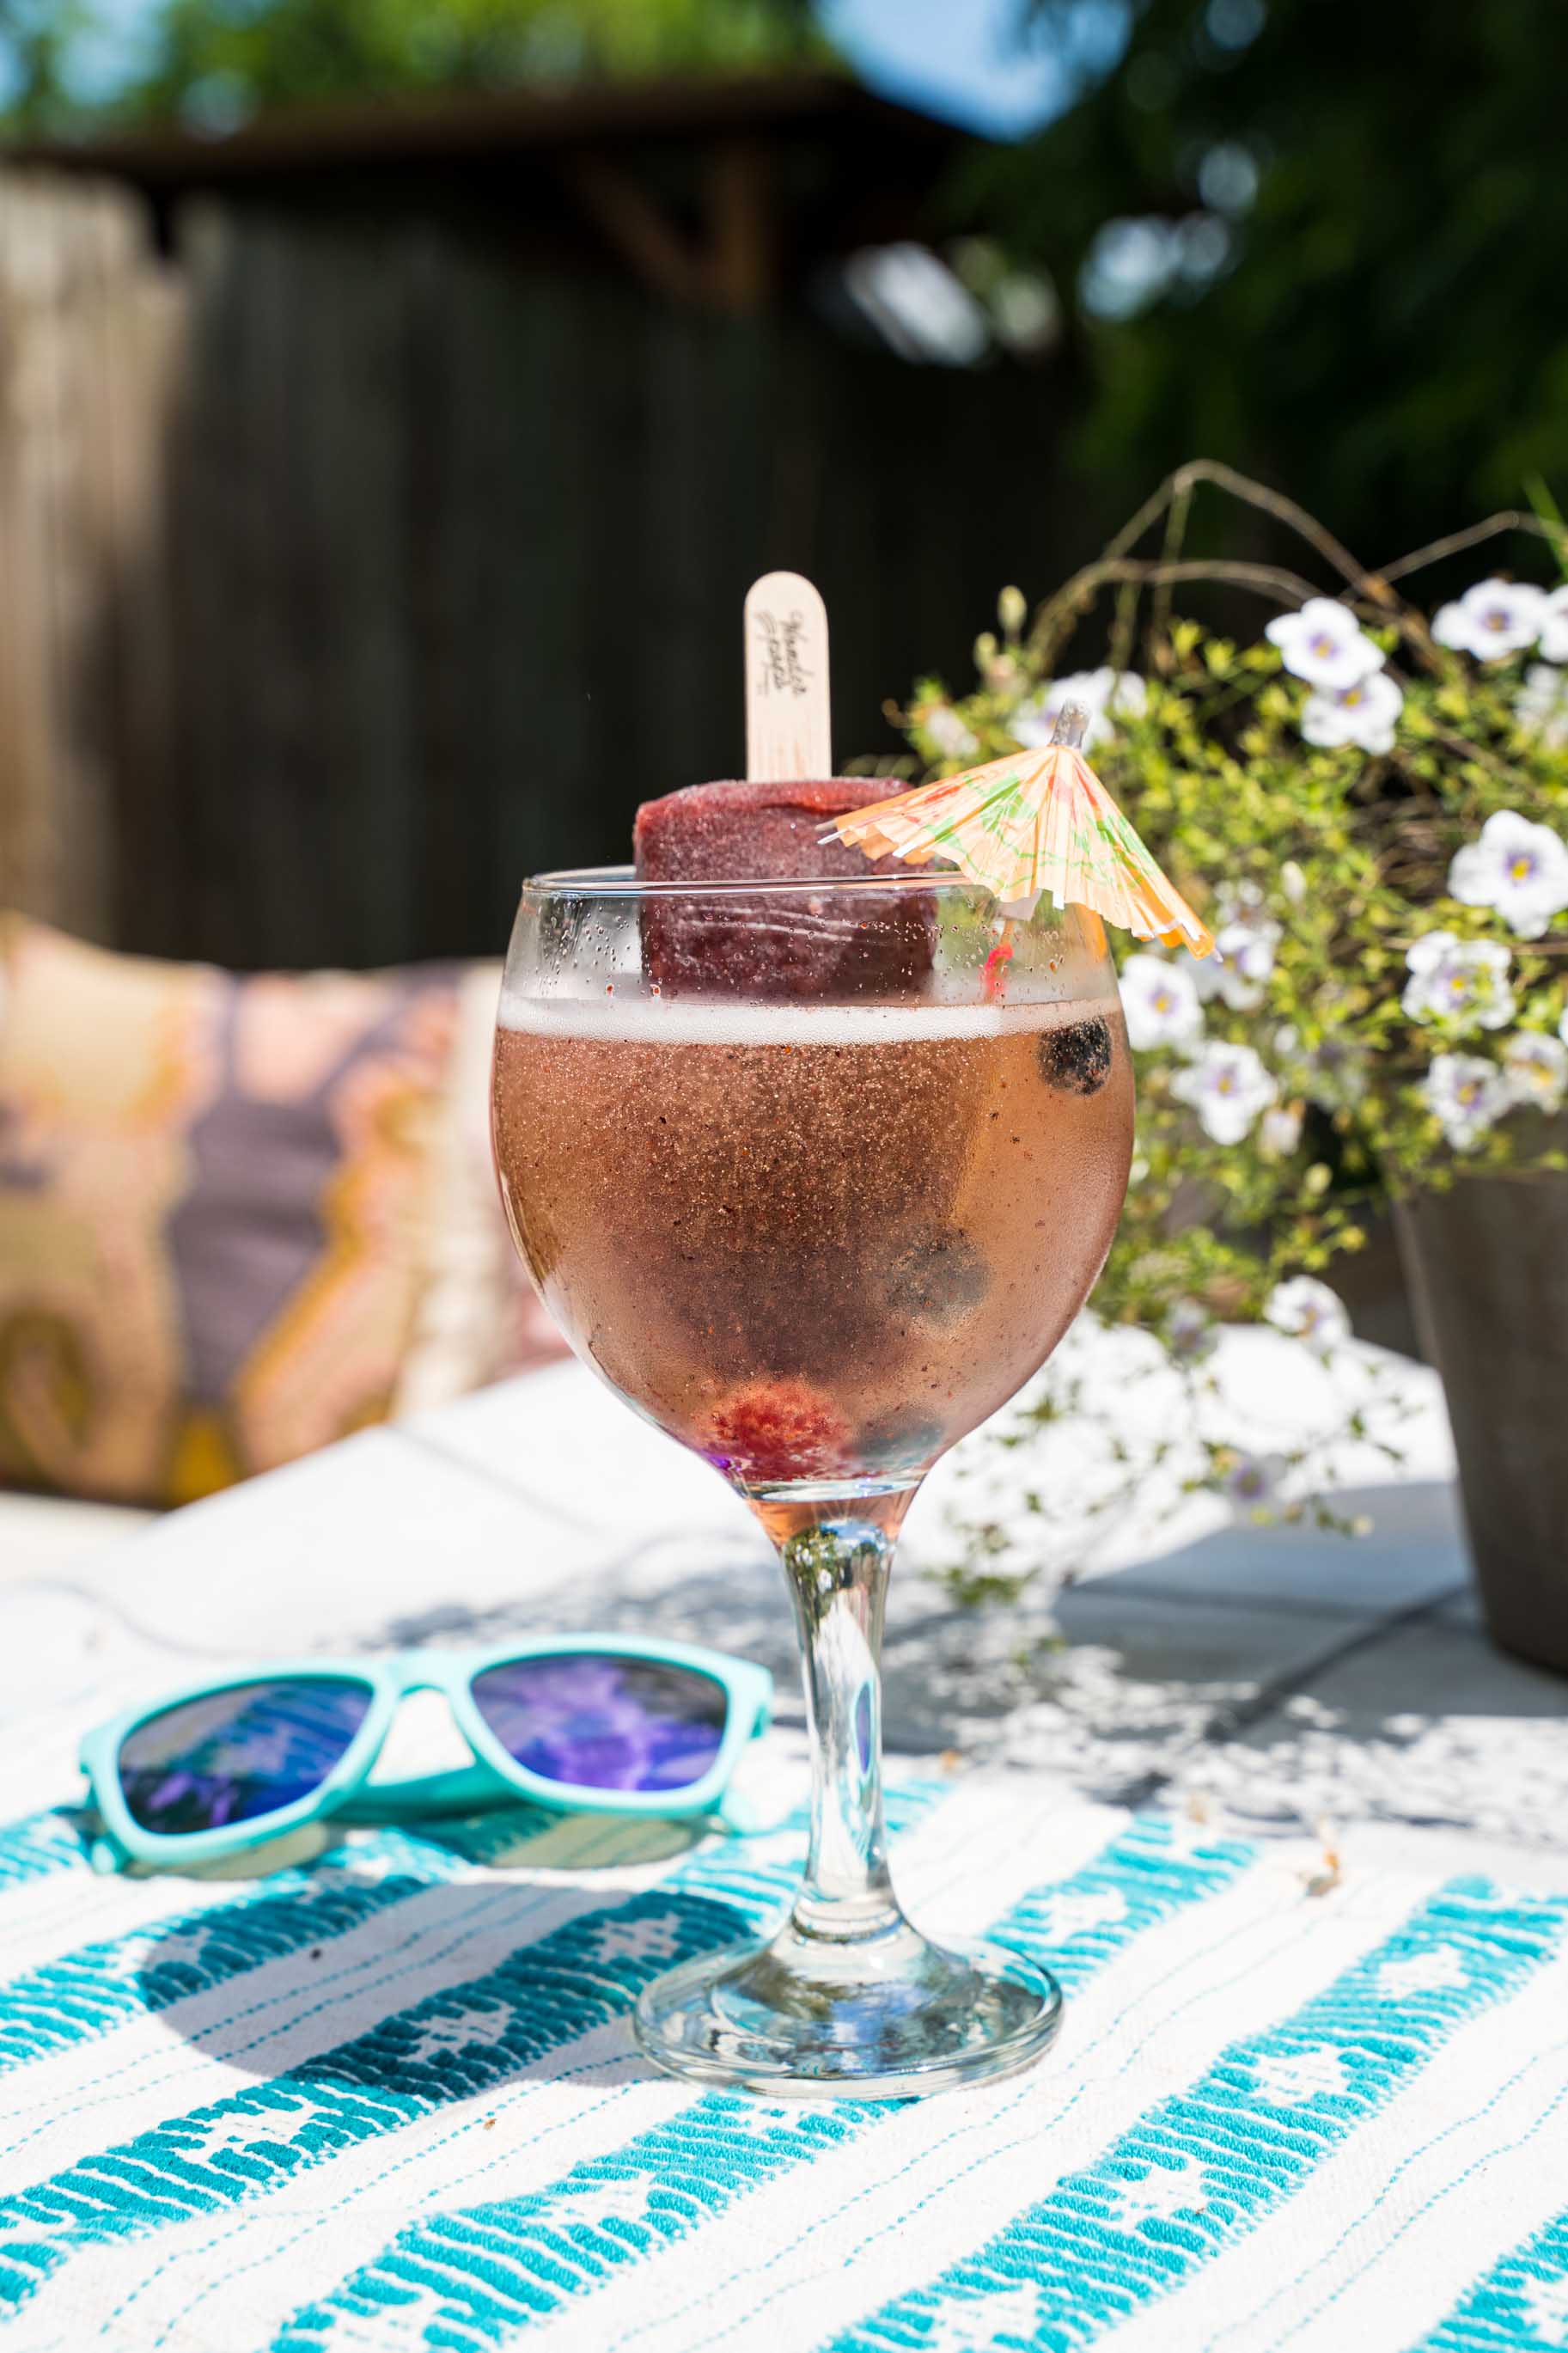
[961,0,1568,559]
[3,0,824,129]
[8,0,1561,565]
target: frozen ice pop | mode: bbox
[633,777,936,995]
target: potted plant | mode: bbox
[900,463,1568,1673]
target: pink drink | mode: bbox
[495,860,1136,2095]
[491,992,1132,1507]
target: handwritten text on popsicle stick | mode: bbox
[744,571,831,780]
[753,606,811,698]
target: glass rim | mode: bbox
[523,862,991,904]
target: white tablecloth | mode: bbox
[2,1333,1566,2351]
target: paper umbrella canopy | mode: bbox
[825,709,1213,958]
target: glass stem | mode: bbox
[778,1516,905,1945]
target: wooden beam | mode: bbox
[4,73,961,194]
[556,152,708,307]
[705,138,775,312]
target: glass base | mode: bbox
[632,1916,1063,2100]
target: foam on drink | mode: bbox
[497,989,1095,1046]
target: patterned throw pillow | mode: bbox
[0,920,560,1508]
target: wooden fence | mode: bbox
[0,164,1089,969]
[0,172,183,942]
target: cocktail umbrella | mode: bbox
[824,704,1213,988]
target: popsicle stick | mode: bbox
[744,571,832,781]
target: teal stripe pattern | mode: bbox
[829,1879,1568,2353]
[1414,2202,1568,2350]
[998,1817,1256,2002]
[262,1815,1257,2353]
[0,1780,943,2321]
[0,1810,89,1893]
[0,1826,482,2076]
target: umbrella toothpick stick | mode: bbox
[979,700,1089,999]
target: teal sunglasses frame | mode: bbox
[79,1637,774,1873]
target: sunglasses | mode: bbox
[79,1639,773,1873]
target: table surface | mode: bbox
[3,1330,1567,2350]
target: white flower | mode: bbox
[1166,1298,1217,1365]
[1211,917,1283,1009]
[923,704,978,761]
[1259,1103,1303,1158]
[1432,577,1547,661]
[1448,810,1568,939]
[1299,670,1404,755]
[1165,1303,1215,1363]
[1192,884,1282,1011]
[1170,1040,1277,1144]
[1401,932,1516,1033]
[1279,859,1308,905]
[1503,1030,1568,1113]
[1424,1053,1511,1150]
[1120,952,1205,1052]
[1538,586,1568,663]
[1516,662,1568,749]
[1266,599,1383,690]
[1214,880,1267,927]
[1265,1277,1351,1355]
[1106,669,1149,721]
[1012,666,1147,749]
[1221,1450,1287,1516]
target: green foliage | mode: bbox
[908,468,1568,1601]
[968,0,1568,561]
[3,0,822,129]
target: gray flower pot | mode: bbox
[1395,1176,1568,1676]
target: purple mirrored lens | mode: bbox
[117,1678,373,1836]
[470,1654,728,1794]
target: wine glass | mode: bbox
[491,867,1133,2096]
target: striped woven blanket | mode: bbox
[0,1765,1565,2351]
